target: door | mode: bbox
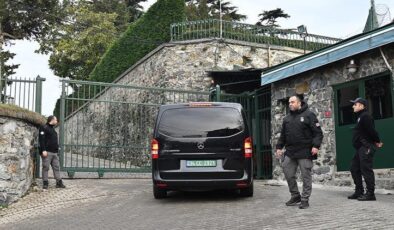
[334,73,394,171]
[334,82,362,171]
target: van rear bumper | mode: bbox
[152,171,253,191]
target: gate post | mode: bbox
[34,75,46,114]
[34,76,46,179]
[254,91,263,179]
[59,81,66,170]
[215,84,221,101]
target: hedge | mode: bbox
[88,0,185,82]
[53,0,185,116]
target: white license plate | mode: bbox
[186,160,217,167]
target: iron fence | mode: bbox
[0,76,45,113]
[171,19,342,51]
[59,79,211,177]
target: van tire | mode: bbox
[239,182,254,197]
[153,185,167,199]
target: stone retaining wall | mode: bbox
[0,105,45,206]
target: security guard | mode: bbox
[39,115,66,189]
[348,97,383,201]
[275,95,323,209]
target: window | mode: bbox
[158,107,244,138]
[337,85,359,126]
[365,75,393,120]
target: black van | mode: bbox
[151,102,253,199]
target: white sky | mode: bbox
[6,0,394,116]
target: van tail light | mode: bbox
[236,181,249,188]
[151,139,159,159]
[244,137,252,158]
[156,182,168,188]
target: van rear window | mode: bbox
[158,107,244,138]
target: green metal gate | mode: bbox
[59,80,211,178]
[216,85,272,179]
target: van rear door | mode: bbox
[155,106,247,180]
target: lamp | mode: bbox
[297,25,307,34]
[297,25,308,54]
[347,59,358,73]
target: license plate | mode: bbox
[186,160,216,167]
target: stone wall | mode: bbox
[270,44,394,189]
[61,39,304,168]
[115,39,304,89]
[0,106,45,206]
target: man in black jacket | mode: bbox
[39,115,66,189]
[275,95,323,209]
[348,97,383,201]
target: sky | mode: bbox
[5,0,394,116]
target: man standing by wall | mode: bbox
[275,95,323,209]
[348,97,383,201]
[38,115,66,189]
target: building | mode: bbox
[261,7,394,188]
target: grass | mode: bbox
[0,104,46,126]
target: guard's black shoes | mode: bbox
[347,192,364,199]
[56,180,66,188]
[43,180,48,190]
[285,195,301,206]
[299,200,309,209]
[357,193,376,201]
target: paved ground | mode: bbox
[1,179,393,230]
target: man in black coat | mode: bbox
[275,95,323,209]
[348,97,383,201]
[39,115,66,189]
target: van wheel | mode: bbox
[153,185,167,199]
[239,182,254,197]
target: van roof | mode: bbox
[159,102,243,111]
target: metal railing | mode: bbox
[59,79,211,177]
[171,19,342,51]
[0,76,45,113]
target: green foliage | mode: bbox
[0,0,64,78]
[125,0,148,22]
[88,0,185,83]
[54,0,185,115]
[1,50,19,79]
[256,8,290,28]
[1,0,64,40]
[185,0,246,21]
[47,3,118,80]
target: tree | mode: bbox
[125,0,148,22]
[208,0,247,21]
[0,0,64,79]
[88,0,186,83]
[47,3,118,80]
[39,0,147,81]
[185,0,246,21]
[256,8,290,28]
[1,0,64,40]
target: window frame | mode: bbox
[333,71,394,127]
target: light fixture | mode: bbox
[347,59,358,73]
[297,25,307,34]
[297,25,308,54]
